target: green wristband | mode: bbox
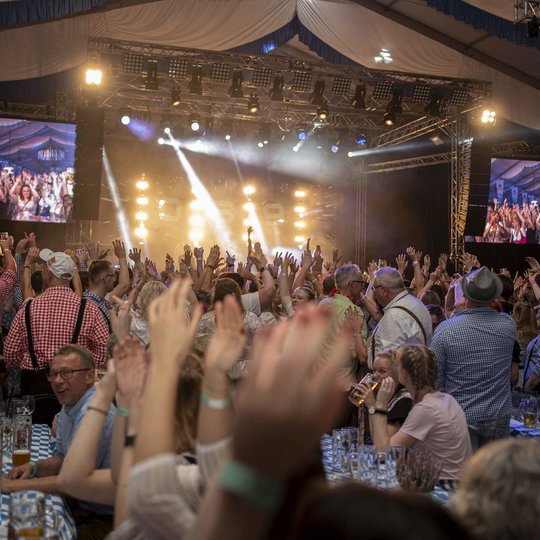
[200,393,231,410]
[29,461,38,478]
[219,460,285,510]
[116,405,129,417]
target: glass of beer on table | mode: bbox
[12,416,31,467]
[9,491,45,540]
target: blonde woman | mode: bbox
[130,281,168,345]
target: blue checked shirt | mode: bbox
[83,291,111,329]
[430,307,516,423]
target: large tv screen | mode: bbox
[0,118,75,223]
[468,158,540,244]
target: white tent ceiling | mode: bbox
[0,0,539,130]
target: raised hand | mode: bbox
[460,252,475,273]
[148,279,202,367]
[164,253,175,276]
[193,246,204,260]
[25,232,37,248]
[438,253,448,274]
[112,239,127,260]
[113,336,147,401]
[301,246,313,269]
[525,257,540,271]
[396,253,408,276]
[205,295,247,378]
[406,246,422,263]
[343,306,362,334]
[206,245,221,268]
[87,241,109,261]
[25,246,40,265]
[273,251,283,270]
[248,253,263,272]
[183,244,193,267]
[129,247,142,265]
[76,248,89,265]
[332,248,341,268]
[109,290,135,341]
[15,236,29,255]
[225,251,236,268]
[281,252,294,274]
[368,260,378,276]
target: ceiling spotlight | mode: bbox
[135,211,148,221]
[136,196,149,206]
[120,108,131,126]
[170,86,181,107]
[310,80,326,106]
[297,128,307,140]
[351,84,366,109]
[135,226,148,239]
[247,94,260,114]
[221,119,233,140]
[158,138,165,145]
[424,92,444,116]
[85,68,103,86]
[356,133,367,145]
[163,127,171,135]
[188,65,203,95]
[317,101,329,121]
[189,115,200,132]
[257,140,264,148]
[243,185,256,196]
[270,75,284,101]
[229,70,244,98]
[293,145,300,152]
[136,179,149,190]
[331,144,339,154]
[481,107,497,125]
[383,111,396,126]
[295,190,306,198]
[145,59,159,90]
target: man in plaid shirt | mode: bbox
[4,248,109,422]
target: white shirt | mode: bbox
[241,291,261,316]
[368,290,432,368]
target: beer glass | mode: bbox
[348,373,379,407]
[8,491,45,540]
[12,416,31,468]
[519,397,538,428]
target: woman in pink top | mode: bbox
[363,344,472,481]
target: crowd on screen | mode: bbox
[0,166,74,222]
[0,228,538,540]
[479,199,540,244]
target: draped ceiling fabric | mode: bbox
[0,0,538,130]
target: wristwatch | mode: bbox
[368,407,388,416]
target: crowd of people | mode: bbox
[478,199,540,244]
[0,167,74,222]
[0,229,539,540]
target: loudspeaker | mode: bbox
[72,106,104,220]
[464,134,492,236]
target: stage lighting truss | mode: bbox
[211,63,231,83]
[332,76,351,96]
[411,85,432,103]
[448,87,470,107]
[292,71,313,92]
[252,67,273,88]
[167,58,188,79]
[145,59,159,90]
[373,80,394,101]
[123,53,145,74]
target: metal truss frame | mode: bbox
[365,152,451,174]
[514,1,540,24]
[355,160,368,269]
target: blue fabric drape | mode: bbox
[427,0,540,49]
[229,15,360,67]
[0,0,107,27]
[0,69,79,101]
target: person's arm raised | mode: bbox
[110,240,130,298]
[248,253,275,309]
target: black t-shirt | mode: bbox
[388,393,413,425]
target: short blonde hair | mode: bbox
[450,439,540,540]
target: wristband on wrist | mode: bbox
[201,392,231,410]
[116,405,129,417]
[219,460,285,510]
[29,461,38,478]
[207,264,216,270]
[24,265,32,270]
[374,408,388,415]
[87,406,108,416]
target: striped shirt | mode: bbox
[431,307,515,423]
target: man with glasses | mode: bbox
[4,344,115,538]
[83,240,130,330]
[368,267,432,369]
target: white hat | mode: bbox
[39,249,76,280]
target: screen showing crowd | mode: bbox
[469,158,540,244]
[0,117,76,223]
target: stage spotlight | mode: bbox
[243,185,256,196]
[297,128,307,140]
[294,206,305,213]
[294,235,305,243]
[120,108,131,125]
[331,144,339,153]
[85,68,103,86]
[247,94,260,114]
[310,80,326,106]
[356,133,367,145]
[158,138,165,145]
[293,145,300,152]
[351,84,366,109]
[229,70,244,98]
[135,211,148,221]
[294,221,305,229]
[270,75,284,101]
[136,179,149,191]
[136,196,149,205]
[295,190,306,198]
[481,107,497,125]
[220,119,233,140]
[259,124,271,144]
[189,115,201,132]
[384,111,396,126]
[189,214,204,227]
[135,225,148,239]
[424,92,444,116]
[163,127,171,135]
[188,65,203,95]
[145,60,159,90]
[317,101,329,121]
[170,86,181,107]
[243,202,255,212]
[257,140,264,148]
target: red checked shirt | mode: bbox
[4,286,109,370]
[0,269,17,310]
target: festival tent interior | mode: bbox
[0,0,539,269]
